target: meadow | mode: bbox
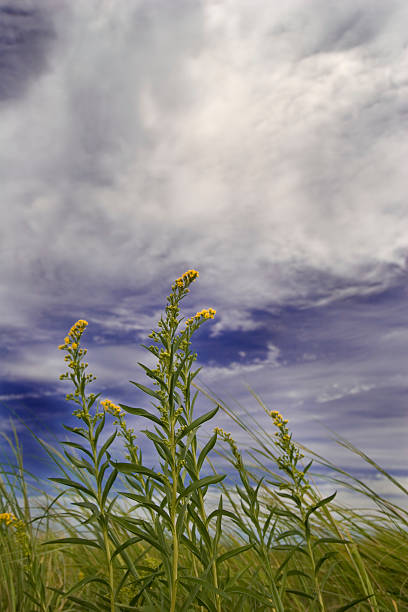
[0,270,407,611]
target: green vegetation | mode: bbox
[0,271,407,610]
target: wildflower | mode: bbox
[0,512,17,526]
[214,427,241,467]
[101,399,123,417]
[71,343,78,350]
[173,269,199,291]
[268,409,308,488]
[68,319,88,340]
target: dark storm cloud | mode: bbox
[0,2,55,102]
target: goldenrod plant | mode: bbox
[107,269,229,611]
[50,270,234,611]
[0,271,407,610]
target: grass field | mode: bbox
[1,271,407,611]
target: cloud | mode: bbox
[1,0,407,338]
[2,0,408,486]
[316,382,377,404]
[202,342,281,380]
[0,1,57,102]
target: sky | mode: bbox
[1,0,408,513]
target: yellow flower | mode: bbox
[174,269,199,288]
[68,320,89,338]
[101,399,123,416]
[0,512,17,526]
[194,308,216,320]
[71,343,78,349]
[64,337,70,344]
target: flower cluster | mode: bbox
[68,319,88,339]
[214,427,242,468]
[185,308,216,326]
[58,320,97,418]
[173,269,199,290]
[101,400,138,459]
[0,513,28,555]
[58,319,89,350]
[101,399,123,417]
[58,320,90,383]
[269,410,308,488]
[0,512,17,526]
[270,411,290,440]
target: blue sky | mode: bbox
[1,0,408,511]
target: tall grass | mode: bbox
[0,270,407,610]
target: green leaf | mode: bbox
[71,501,99,517]
[303,459,313,475]
[64,595,101,611]
[110,462,167,484]
[96,430,117,467]
[63,451,95,473]
[43,537,102,549]
[120,492,171,526]
[94,411,105,445]
[142,430,166,445]
[315,550,338,575]
[216,544,254,565]
[286,589,314,600]
[336,594,375,612]
[119,404,165,428]
[61,440,94,460]
[96,459,110,489]
[305,491,337,524]
[178,474,225,501]
[273,544,309,556]
[186,505,212,551]
[62,424,87,439]
[206,507,238,526]
[277,491,302,507]
[197,433,218,471]
[271,507,304,524]
[101,467,118,508]
[175,406,219,442]
[180,534,201,561]
[137,362,167,390]
[87,392,101,410]
[145,434,172,464]
[129,381,162,401]
[312,537,351,549]
[110,536,141,561]
[285,569,311,580]
[276,529,304,542]
[169,353,190,402]
[49,477,97,499]
[224,587,279,607]
[114,517,167,554]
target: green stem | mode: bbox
[90,422,115,612]
[169,419,179,612]
[258,527,285,612]
[302,508,325,612]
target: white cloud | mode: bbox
[2,0,408,487]
[316,382,377,403]
[1,0,408,334]
[210,309,264,337]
